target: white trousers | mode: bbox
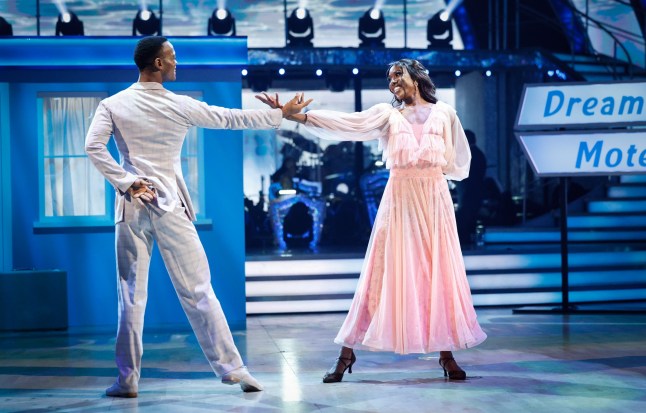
[114,198,243,391]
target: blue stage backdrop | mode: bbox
[0,37,249,330]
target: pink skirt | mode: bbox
[335,167,487,354]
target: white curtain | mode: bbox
[181,126,201,216]
[42,96,105,217]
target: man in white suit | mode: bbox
[85,36,311,396]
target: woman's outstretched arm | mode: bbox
[256,92,391,142]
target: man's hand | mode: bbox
[128,178,157,203]
[255,92,312,117]
[255,92,282,109]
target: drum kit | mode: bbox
[277,129,360,200]
[246,129,383,251]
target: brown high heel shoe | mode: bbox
[322,352,356,383]
[439,357,467,380]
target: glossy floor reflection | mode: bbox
[1,309,646,412]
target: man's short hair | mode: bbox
[133,36,168,71]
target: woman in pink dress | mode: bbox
[257,59,487,381]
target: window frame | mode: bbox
[34,91,114,230]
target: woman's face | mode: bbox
[388,64,416,102]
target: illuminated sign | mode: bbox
[516,130,646,176]
[516,81,646,130]
[515,81,646,177]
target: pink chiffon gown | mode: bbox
[304,101,487,354]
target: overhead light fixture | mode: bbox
[208,8,236,36]
[358,8,385,48]
[286,7,314,48]
[133,8,161,36]
[427,10,453,49]
[0,16,13,36]
[55,11,84,36]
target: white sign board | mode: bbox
[516,130,646,176]
[516,81,646,130]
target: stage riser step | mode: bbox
[554,53,624,62]
[245,250,646,314]
[484,230,646,243]
[571,66,626,74]
[246,289,646,314]
[246,251,646,276]
[588,200,646,213]
[608,186,646,198]
[463,251,646,271]
[621,175,646,184]
[582,75,627,82]
[568,215,646,228]
[247,270,645,298]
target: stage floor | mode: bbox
[1,309,645,413]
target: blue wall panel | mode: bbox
[0,83,11,273]
[2,38,248,330]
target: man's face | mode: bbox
[158,41,177,82]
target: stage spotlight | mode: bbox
[455,69,461,77]
[55,11,84,36]
[208,8,236,36]
[358,8,385,48]
[427,10,453,49]
[0,16,13,36]
[485,70,492,77]
[133,9,161,36]
[286,7,314,47]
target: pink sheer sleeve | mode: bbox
[302,103,392,142]
[439,102,471,181]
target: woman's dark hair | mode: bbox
[134,36,168,71]
[387,58,437,105]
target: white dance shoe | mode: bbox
[105,382,138,398]
[221,366,264,392]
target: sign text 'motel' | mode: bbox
[515,81,646,176]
